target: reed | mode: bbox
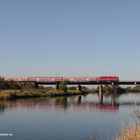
[115,110,140,140]
[115,125,140,140]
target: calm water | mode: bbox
[0,93,140,140]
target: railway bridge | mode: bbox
[3,76,140,104]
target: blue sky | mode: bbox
[0,0,140,80]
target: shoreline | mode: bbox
[0,87,140,100]
[0,89,89,100]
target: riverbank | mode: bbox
[0,89,88,99]
[1,88,140,100]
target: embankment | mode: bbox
[0,89,88,99]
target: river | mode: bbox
[0,93,140,140]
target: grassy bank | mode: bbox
[0,89,88,99]
[115,124,140,140]
[0,80,89,99]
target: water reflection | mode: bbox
[0,94,120,114]
[2,92,140,114]
[0,93,140,140]
[0,101,5,113]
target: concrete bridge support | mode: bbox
[111,85,118,105]
[56,82,59,90]
[112,85,118,94]
[34,82,39,88]
[99,85,104,104]
[77,84,81,91]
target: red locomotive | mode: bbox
[98,76,119,81]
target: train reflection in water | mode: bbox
[0,94,119,113]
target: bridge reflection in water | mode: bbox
[0,94,120,113]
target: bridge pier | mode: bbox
[56,82,59,90]
[34,82,39,88]
[77,84,81,91]
[99,85,104,104]
[111,85,118,105]
[112,85,118,94]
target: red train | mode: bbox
[98,76,119,81]
[4,76,119,82]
